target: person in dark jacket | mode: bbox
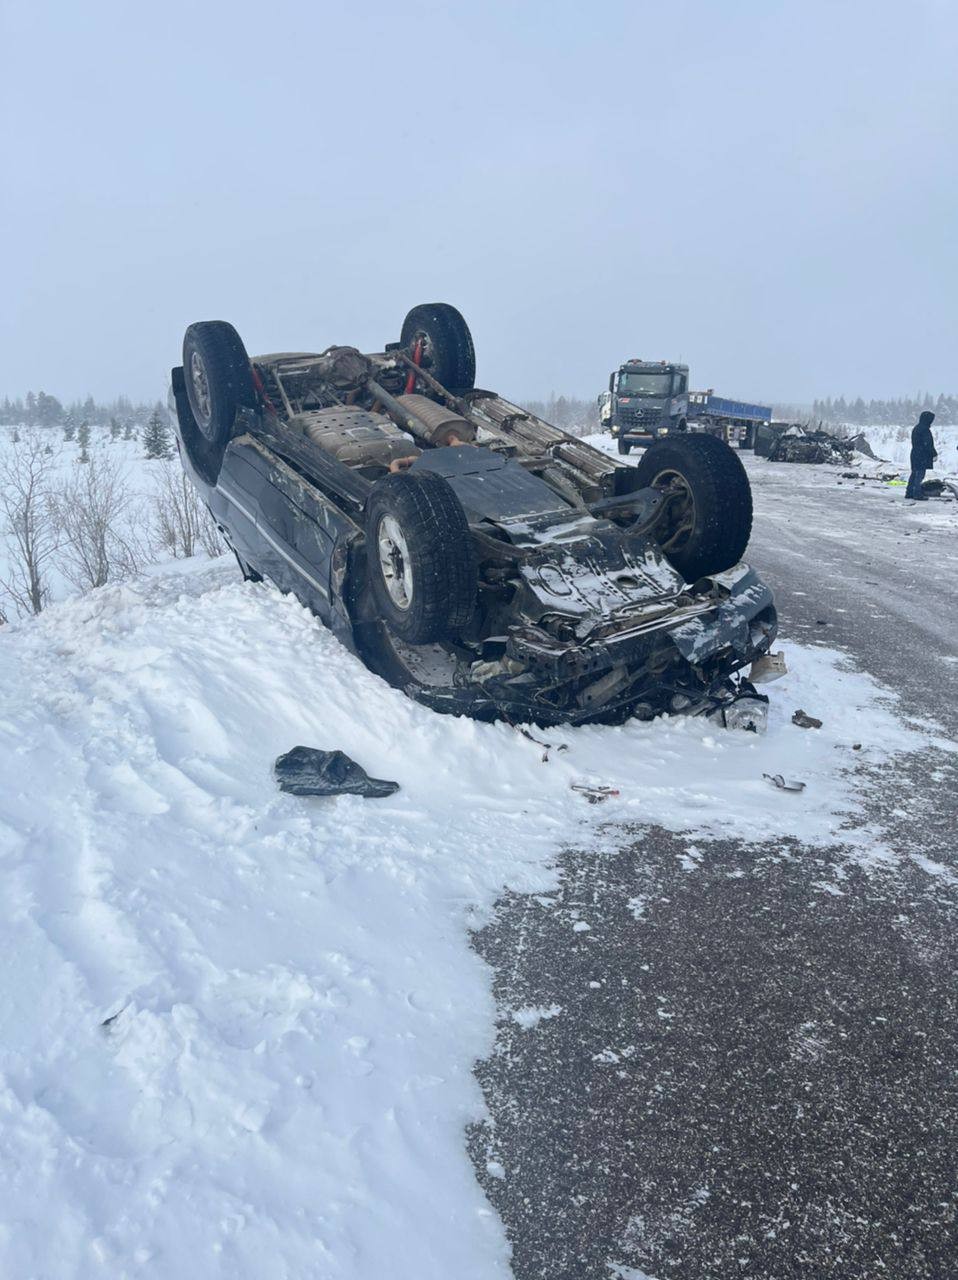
[905,410,937,499]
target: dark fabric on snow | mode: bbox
[910,412,937,471]
[274,746,400,798]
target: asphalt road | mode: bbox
[469,460,958,1280]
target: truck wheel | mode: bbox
[181,322,257,481]
[635,434,752,580]
[364,470,477,644]
[400,303,476,392]
[617,438,632,455]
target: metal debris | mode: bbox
[792,709,823,729]
[571,782,620,804]
[750,651,788,684]
[763,773,806,793]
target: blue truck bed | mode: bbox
[688,393,772,423]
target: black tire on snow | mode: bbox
[400,303,476,391]
[617,437,632,455]
[634,433,753,580]
[364,470,477,644]
[182,321,257,481]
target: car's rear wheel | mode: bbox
[181,321,257,481]
[635,434,752,580]
[364,470,477,643]
[400,303,476,391]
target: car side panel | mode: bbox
[214,439,356,628]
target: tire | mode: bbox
[400,303,476,391]
[182,322,257,481]
[617,437,632,455]
[634,434,752,580]
[364,470,477,644]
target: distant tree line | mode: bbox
[0,391,163,430]
[1,393,173,459]
[520,394,600,438]
[811,393,958,426]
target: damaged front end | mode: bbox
[454,519,778,728]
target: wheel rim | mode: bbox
[189,350,214,434]
[650,467,697,553]
[377,515,414,610]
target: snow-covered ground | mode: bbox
[841,420,958,471]
[0,544,937,1279]
[0,425,216,614]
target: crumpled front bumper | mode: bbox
[504,564,775,683]
[666,565,776,665]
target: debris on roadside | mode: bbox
[749,651,788,684]
[766,426,855,466]
[707,681,769,732]
[510,721,569,762]
[763,773,806,793]
[792,709,823,729]
[571,782,620,804]
[274,746,400,798]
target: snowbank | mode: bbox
[836,422,958,472]
[0,560,931,1278]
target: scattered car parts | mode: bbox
[792,709,823,729]
[764,773,806,793]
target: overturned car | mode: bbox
[170,304,777,727]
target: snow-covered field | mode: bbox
[0,425,216,615]
[844,421,958,471]
[0,547,937,1278]
[0,421,950,1278]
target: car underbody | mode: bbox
[171,305,778,727]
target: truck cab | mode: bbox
[601,360,689,454]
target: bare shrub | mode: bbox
[150,462,223,559]
[50,452,150,591]
[0,431,61,617]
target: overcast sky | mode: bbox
[2,0,955,406]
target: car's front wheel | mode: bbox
[635,434,753,580]
[364,470,477,644]
[617,437,632,455]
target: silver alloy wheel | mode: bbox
[189,350,213,432]
[377,515,414,610]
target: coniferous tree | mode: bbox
[143,407,172,459]
[77,421,91,463]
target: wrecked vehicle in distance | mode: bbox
[755,422,855,465]
[170,303,778,727]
